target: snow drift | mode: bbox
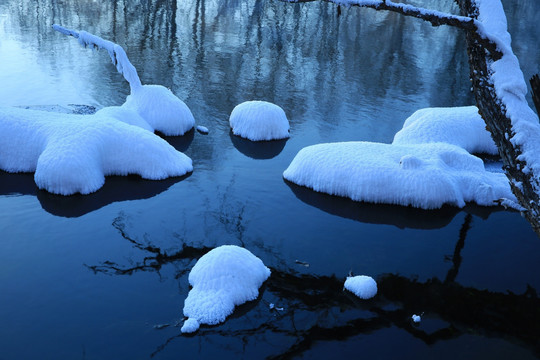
[181,245,271,333]
[229,101,290,141]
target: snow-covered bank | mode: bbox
[0,106,192,195]
[181,245,271,333]
[283,141,514,209]
[229,101,290,141]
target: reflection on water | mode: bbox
[1,0,540,359]
[286,181,504,230]
[230,132,288,159]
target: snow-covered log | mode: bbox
[282,0,540,235]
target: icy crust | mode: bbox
[393,106,498,155]
[344,276,377,299]
[283,141,515,209]
[474,0,540,177]
[0,106,193,195]
[124,85,195,136]
[181,245,271,333]
[229,101,290,141]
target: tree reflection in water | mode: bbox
[87,213,540,359]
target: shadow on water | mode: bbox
[85,214,540,359]
[229,132,288,159]
[285,180,505,230]
[159,128,195,153]
[0,171,190,217]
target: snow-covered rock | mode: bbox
[344,275,378,299]
[283,141,515,209]
[0,106,193,195]
[392,106,498,155]
[123,85,195,136]
[229,101,289,141]
[196,125,209,134]
[181,245,271,333]
[412,314,422,323]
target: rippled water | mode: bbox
[1,0,540,359]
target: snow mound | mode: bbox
[181,245,271,333]
[344,275,377,300]
[229,101,289,141]
[412,314,422,323]
[392,106,498,155]
[94,106,153,132]
[124,85,195,136]
[283,141,515,209]
[0,106,193,195]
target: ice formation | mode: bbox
[393,106,498,155]
[0,106,193,195]
[181,245,271,333]
[229,101,290,141]
[53,24,195,136]
[344,275,378,300]
[283,141,515,209]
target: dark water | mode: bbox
[1,0,540,359]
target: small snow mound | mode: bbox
[181,318,200,333]
[181,245,271,332]
[196,125,209,134]
[229,101,289,141]
[344,275,377,299]
[399,155,423,170]
[393,106,498,155]
[412,314,421,323]
[125,85,195,136]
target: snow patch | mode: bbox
[344,275,378,299]
[393,106,498,155]
[229,101,290,141]
[181,245,271,333]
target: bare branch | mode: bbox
[282,0,476,30]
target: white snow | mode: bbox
[393,106,498,155]
[123,85,195,136]
[181,245,271,333]
[196,125,209,134]
[344,275,378,299]
[283,141,515,209]
[0,106,193,195]
[473,0,540,187]
[412,314,421,323]
[229,101,290,141]
[53,25,195,136]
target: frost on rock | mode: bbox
[392,106,498,155]
[344,275,378,300]
[229,101,290,141]
[181,245,271,333]
[283,141,515,209]
[0,106,193,195]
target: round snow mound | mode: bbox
[124,84,195,136]
[344,275,377,299]
[181,245,271,333]
[229,101,290,141]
